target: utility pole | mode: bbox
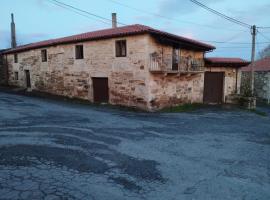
[250,25,257,96]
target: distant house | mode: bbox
[241,57,270,102]
[0,23,250,110]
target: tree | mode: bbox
[258,44,270,59]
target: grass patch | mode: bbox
[160,103,203,113]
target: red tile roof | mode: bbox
[205,57,250,68]
[241,57,270,72]
[3,24,215,54]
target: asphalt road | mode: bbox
[0,92,269,200]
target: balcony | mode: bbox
[149,53,204,74]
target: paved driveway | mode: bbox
[0,92,269,200]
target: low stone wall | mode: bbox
[241,71,270,101]
[148,73,204,110]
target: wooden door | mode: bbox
[203,72,224,103]
[92,77,109,103]
[25,70,31,88]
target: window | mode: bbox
[115,40,126,57]
[75,45,84,59]
[41,49,47,62]
[14,72,18,80]
[14,54,18,63]
[172,48,180,70]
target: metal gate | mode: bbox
[92,77,109,103]
[203,72,224,103]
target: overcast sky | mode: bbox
[1,0,270,60]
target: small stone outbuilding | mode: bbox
[241,57,270,102]
[204,57,250,104]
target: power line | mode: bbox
[257,26,270,29]
[211,30,250,45]
[200,40,270,45]
[213,48,251,51]
[47,0,128,26]
[47,0,111,25]
[200,31,250,46]
[217,46,251,49]
[258,31,270,42]
[259,31,270,34]
[189,0,251,28]
[256,34,261,59]
[46,0,270,47]
[104,0,245,32]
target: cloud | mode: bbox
[17,32,50,45]
[228,3,270,23]
[133,15,155,23]
[0,30,11,49]
[35,0,51,10]
[157,0,224,17]
[0,29,50,49]
[34,0,63,11]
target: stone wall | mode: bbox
[148,73,204,110]
[205,66,241,102]
[241,71,270,101]
[6,33,210,111]
[6,34,150,110]
[147,37,205,110]
[0,53,6,85]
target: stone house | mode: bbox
[241,57,270,103]
[0,24,249,111]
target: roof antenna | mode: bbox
[11,13,17,48]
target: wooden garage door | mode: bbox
[203,72,224,103]
[92,77,109,103]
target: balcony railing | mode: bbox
[149,53,204,73]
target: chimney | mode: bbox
[11,13,17,48]
[112,13,117,28]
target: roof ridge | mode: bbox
[4,24,148,51]
[146,26,215,49]
[3,24,215,54]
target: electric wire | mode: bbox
[189,0,251,28]
[258,31,270,42]
[46,0,270,47]
[48,0,128,26]
[47,0,111,25]
[104,0,246,31]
